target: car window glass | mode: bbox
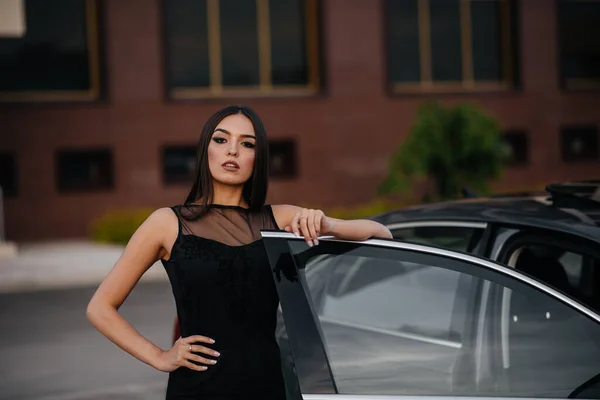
[300,246,600,397]
[318,256,464,342]
[512,243,600,313]
[560,251,584,287]
[391,226,480,252]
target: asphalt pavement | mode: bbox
[0,240,174,399]
[0,282,175,400]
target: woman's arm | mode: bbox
[325,216,393,241]
[86,208,218,372]
[272,204,392,245]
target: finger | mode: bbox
[284,226,292,232]
[183,360,208,371]
[300,215,311,245]
[292,213,300,237]
[307,211,318,244]
[185,352,218,365]
[182,335,215,344]
[314,212,323,244]
[190,344,221,358]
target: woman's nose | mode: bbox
[227,146,238,156]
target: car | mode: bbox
[173,180,600,399]
[371,180,600,313]
[265,227,600,399]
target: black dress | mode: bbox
[161,204,287,399]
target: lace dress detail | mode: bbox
[161,204,286,399]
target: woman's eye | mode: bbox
[213,137,226,144]
[242,142,256,149]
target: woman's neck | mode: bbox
[207,184,247,208]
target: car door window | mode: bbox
[390,225,483,252]
[510,243,600,313]
[294,242,600,398]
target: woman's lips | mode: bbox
[222,161,240,171]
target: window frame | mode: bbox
[162,0,321,100]
[502,129,530,166]
[559,124,599,163]
[269,139,298,179]
[262,232,600,398]
[0,0,103,103]
[161,144,197,186]
[55,147,115,193]
[384,0,516,94]
[557,0,600,91]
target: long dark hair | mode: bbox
[184,105,270,213]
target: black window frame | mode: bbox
[502,129,529,166]
[384,0,518,94]
[0,0,104,103]
[161,144,197,185]
[557,0,600,91]
[162,0,321,100]
[55,147,114,193]
[560,124,599,163]
[269,139,298,179]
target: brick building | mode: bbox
[1,0,599,241]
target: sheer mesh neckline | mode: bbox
[185,204,250,211]
[171,203,279,247]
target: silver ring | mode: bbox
[189,345,192,352]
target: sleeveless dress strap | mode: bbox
[169,205,183,235]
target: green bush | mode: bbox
[89,208,154,245]
[379,100,508,202]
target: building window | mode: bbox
[164,0,320,99]
[559,0,600,90]
[162,145,197,185]
[502,130,529,165]
[0,153,17,197]
[0,0,102,103]
[269,139,297,178]
[385,0,515,92]
[560,125,599,163]
[56,148,113,192]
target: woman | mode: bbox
[86,105,392,399]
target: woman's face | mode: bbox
[208,113,256,187]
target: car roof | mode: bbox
[372,194,600,244]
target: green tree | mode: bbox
[379,100,507,201]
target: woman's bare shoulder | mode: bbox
[149,207,178,222]
[148,206,179,236]
[125,207,180,261]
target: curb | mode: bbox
[0,241,169,294]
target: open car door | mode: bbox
[262,232,600,400]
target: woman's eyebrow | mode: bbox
[214,128,256,139]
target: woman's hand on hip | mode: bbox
[155,335,220,372]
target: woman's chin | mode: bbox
[213,175,251,187]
